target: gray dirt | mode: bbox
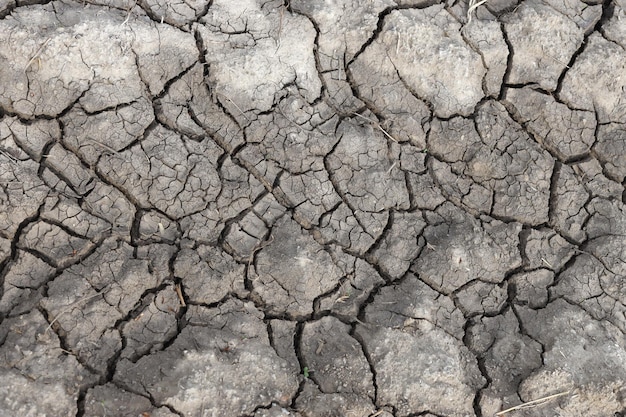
[0,0,625,416]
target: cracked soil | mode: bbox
[1,0,626,416]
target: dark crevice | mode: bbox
[555,0,615,99]
[510,304,546,354]
[75,387,89,417]
[135,0,184,30]
[498,22,515,101]
[502,93,594,164]
[194,0,213,23]
[185,292,246,314]
[391,64,437,123]
[553,41,588,100]
[0,201,46,323]
[0,0,16,19]
[501,268,531,312]
[349,325,378,403]
[194,26,209,76]
[286,6,329,108]
[404,170,418,211]
[320,135,381,246]
[290,321,308,408]
[30,216,93,243]
[547,161,562,226]
[311,284,343,321]
[81,99,143,117]
[517,226,533,269]
[363,209,394,258]
[472,375,489,417]
[347,6,413,67]
[37,139,57,177]
[246,402,281,417]
[546,255,581,304]
[153,63,198,103]
[145,291,188,355]
[354,276,388,325]
[265,318,279,360]
[312,200,342,231]
[423,154,492,223]
[129,208,143,246]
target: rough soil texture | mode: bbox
[0,0,625,416]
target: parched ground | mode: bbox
[0,0,625,416]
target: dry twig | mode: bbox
[495,390,572,416]
[218,93,250,121]
[467,0,488,23]
[24,38,51,73]
[45,287,108,333]
[0,149,19,165]
[121,0,137,26]
[175,283,186,307]
[87,138,119,154]
[352,112,398,142]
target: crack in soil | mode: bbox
[0,1,625,416]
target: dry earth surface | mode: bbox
[0,0,625,416]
